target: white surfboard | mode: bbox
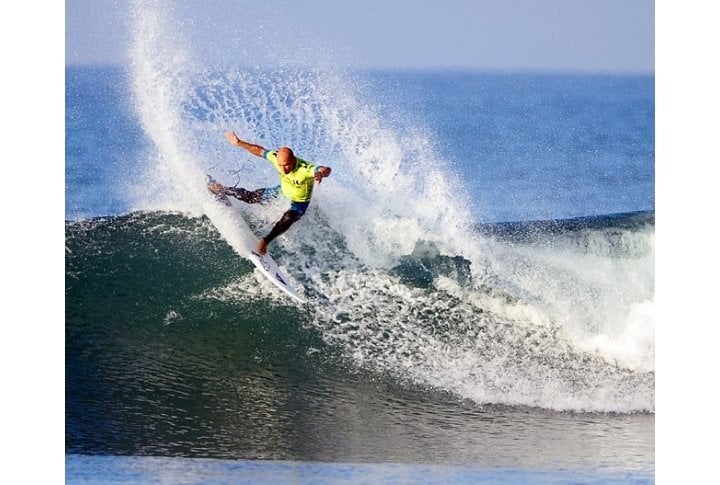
[206,175,305,304]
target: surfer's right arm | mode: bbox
[224,131,265,158]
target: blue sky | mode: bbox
[66,0,653,72]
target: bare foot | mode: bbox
[208,182,225,194]
[257,238,268,255]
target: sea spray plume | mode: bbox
[181,66,482,269]
[312,85,483,268]
[127,2,481,273]
[128,1,272,266]
[128,0,206,213]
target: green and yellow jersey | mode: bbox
[263,149,319,202]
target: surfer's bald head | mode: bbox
[277,147,297,174]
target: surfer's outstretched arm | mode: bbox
[225,131,265,158]
[314,166,332,183]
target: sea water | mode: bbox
[66,2,654,483]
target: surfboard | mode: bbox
[206,175,305,304]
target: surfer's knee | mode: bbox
[264,210,303,243]
[226,187,264,204]
[275,209,303,231]
[283,210,303,224]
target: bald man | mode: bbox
[209,131,332,255]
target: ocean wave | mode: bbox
[66,210,654,413]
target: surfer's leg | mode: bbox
[264,210,303,243]
[229,184,282,205]
[225,187,265,204]
[258,210,304,254]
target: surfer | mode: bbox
[209,131,332,255]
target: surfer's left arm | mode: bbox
[314,166,332,184]
[224,131,266,158]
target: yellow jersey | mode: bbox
[263,149,318,202]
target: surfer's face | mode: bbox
[277,148,296,174]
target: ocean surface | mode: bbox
[66,4,654,483]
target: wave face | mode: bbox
[66,211,654,418]
[66,210,654,463]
